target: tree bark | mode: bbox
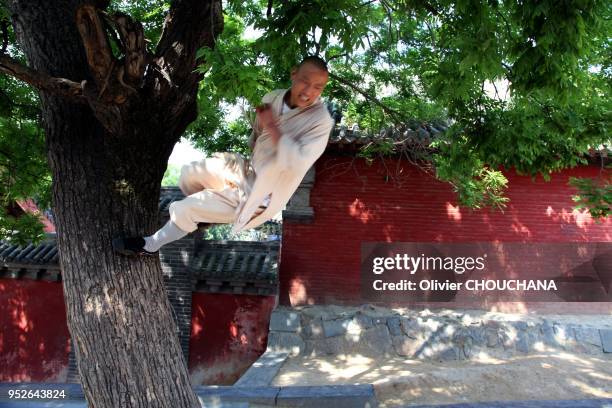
[7,1,222,406]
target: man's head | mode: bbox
[288,56,329,109]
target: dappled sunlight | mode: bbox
[445,203,462,222]
[532,341,547,352]
[313,356,373,380]
[345,319,363,341]
[382,224,396,243]
[553,351,595,367]
[84,296,104,317]
[583,370,612,382]
[191,305,205,337]
[229,322,238,338]
[566,378,612,398]
[510,217,532,238]
[348,198,373,224]
[274,349,612,407]
[289,278,311,305]
[471,352,506,364]
[1,279,69,382]
[84,285,132,328]
[488,302,529,314]
[399,359,424,366]
[545,206,598,230]
[273,369,305,384]
[189,294,275,385]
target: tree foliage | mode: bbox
[1,0,609,245]
[0,64,51,244]
[219,0,610,217]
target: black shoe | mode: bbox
[112,237,158,257]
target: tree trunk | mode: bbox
[7,1,221,406]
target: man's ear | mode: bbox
[290,66,298,79]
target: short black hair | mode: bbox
[298,55,328,72]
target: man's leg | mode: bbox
[113,187,240,256]
[142,220,189,253]
[178,152,247,196]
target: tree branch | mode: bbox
[421,1,440,16]
[0,54,84,100]
[329,72,404,122]
[1,19,8,54]
[112,12,147,83]
[154,0,223,91]
[75,5,114,86]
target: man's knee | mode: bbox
[178,163,197,196]
[168,199,198,233]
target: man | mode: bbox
[113,56,334,255]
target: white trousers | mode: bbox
[169,153,254,233]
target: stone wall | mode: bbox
[266,305,612,360]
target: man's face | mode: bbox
[289,63,329,108]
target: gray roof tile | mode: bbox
[329,122,449,147]
[190,241,279,296]
[0,189,279,293]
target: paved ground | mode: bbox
[273,350,612,407]
[1,382,611,407]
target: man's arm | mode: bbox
[255,104,281,145]
[276,114,333,174]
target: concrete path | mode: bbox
[0,383,376,407]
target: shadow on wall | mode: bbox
[279,156,611,307]
[188,292,276,385]
[0,279,70,382]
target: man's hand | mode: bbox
[255,104,281,145]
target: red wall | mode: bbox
[0,279,70,382]
[1,278,276,384]
[188,293,276,385]
[279,155,611,308]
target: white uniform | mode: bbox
[169,89,334,233]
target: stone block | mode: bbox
[484,320,502,329]
[234,351,289,387]
[372,317,387,325]
[352,313,373,330]
[515,331,530,353]
[600,329,612,353]
[453,328,474,359]
[461,338,473,359]
[387,317,402,336]
[400,317,421,339]
[553,323,576,348]
[276,384,377,408]
[359,324,393,355]
[500,330,514,350]
[303,318,324,339]
[392,336,415,357]
[267,332,305,356]
[420,344,458,361]
[194,385,279,407]
[513,321,528,331]
[301,306,332,320]
[320,336,345,355]
[469,326,487,346]
[270,310,301,333]
[323,319,349,338]
[541,321,558,347]
[486,329,499,348]
[574,327,603,349]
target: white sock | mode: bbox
[144,221,188,252]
